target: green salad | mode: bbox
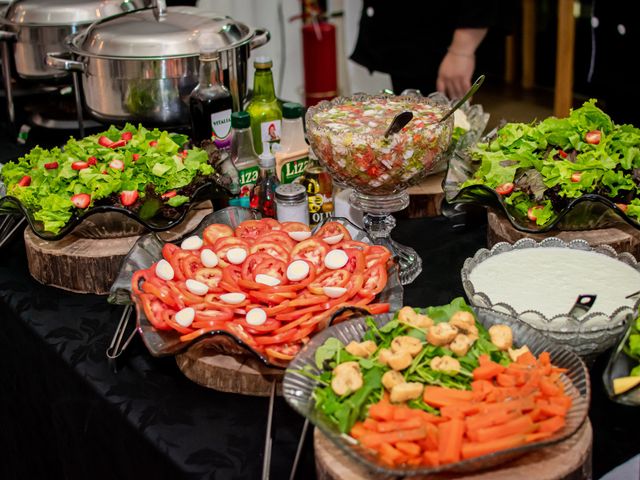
[1,124,214,234]
[306,298,511,433]
[461,99,640,226]
[625,315,640,377]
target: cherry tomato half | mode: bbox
[585,130,601,145]
[495,182,514,195]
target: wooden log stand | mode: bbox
[314,419,592,480]
[403,172,445,218]
[487,210,640,258]
[175,347,284,397]
[24,204,212,295]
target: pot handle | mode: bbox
[0,30,16,42]
[46,51,85,73]
[250,28,270,50]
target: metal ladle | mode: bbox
[439,74,486,123]
[384,111,414,137]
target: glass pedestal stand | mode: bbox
[350,189,422,285]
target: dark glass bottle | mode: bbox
[189,33,233,148]
[250,142,279,217]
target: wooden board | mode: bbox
[175,346,284,397]
[315,419,592,480]
[487,210,640,259]
[24,206,213,295]
[403,172,445,218]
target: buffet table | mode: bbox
[0,128,638,480]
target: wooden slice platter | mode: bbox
[314,419,592,480]
[175,346,284,397]
[403,172,445,218]
[487,210,640,258]
[24,203,212,294]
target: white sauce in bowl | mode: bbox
[468,247,640,318]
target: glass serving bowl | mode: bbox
[444,145,639,233]
[107,207,404,368]
[603,310,640,406]
[462,237,638,362]
[306,94,454,285]
[283,307,590,476]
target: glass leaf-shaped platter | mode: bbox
[108,207,404,368]
[283,306,590,476]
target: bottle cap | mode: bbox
[231,111,251,129]
[275,183,307,203]
[254,56,273,69]
[283,102,304,119]
[259,142,275,168]
[197,30,220,56]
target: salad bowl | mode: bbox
[603,309,640,406]
[444,100,640,233]
[107,207,404,368]
[0,124,232,241]
[283,306,590,476]
[306,93,454,285]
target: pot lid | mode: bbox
[71,6,253,58]
[2,0,145,26]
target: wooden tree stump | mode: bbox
[175,347,284,396]
[403,172,445,218]
[488,210,640,259]
[24,205,213,295]
[315,420,592,480]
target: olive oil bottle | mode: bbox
[246,57,282,155]
[296,150,333,227]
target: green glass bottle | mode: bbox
[246,56,282,155]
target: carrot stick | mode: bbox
[525,431,553,443]
[475,415,535,443]
[422,450,440,467]
[473,362,506,381]
[378,442,403,466]
[396,441,421,457]
[465,409,520,433]
[369,401,394,421]
[461,434,527,459]
[423,386,474,407]
[376,417,422,433]
[350,423,367,439]
[539,377,562,397]
[537,416,565,434]
[363,418,379,431]
[359,426,428,449]
[438,418,464,464]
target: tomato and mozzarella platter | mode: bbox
[130,219,393,365]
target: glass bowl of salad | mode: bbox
[603,308,640,406]
[306,94,454,285]
[444,99,640,232]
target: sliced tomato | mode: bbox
[308,269,351,295]
[337,240,368,251]
[280,221,311,233]
[557,149,568,158]
[291,238,329,269]
[221,265,242,289]
[616,203,628,213]
[132,153,141,162]
[364,245,392,269]
[585,130,601,145]
[366,303,391,315]
[315,221,352,242]
[252,328,298,345]
[242,252,273,280]
[121,131,133,141]
[361,264,387,297]
[71,161,90,171]
[203,224,234,246]
[120,190,139,206]
[71,193,91,209]
[163,312,195,335]
[235,219,271,240]
[250,241,290,261]
[140,294,171,330]
[255,230,296,250]
[213,237,250,266]
[162,243,180,262]
[238,317,282,334]
[260,218,281,230]
[570,172,582,183]
[131,268,151,295]
[179,254,202,278]
[265,344,302,361]
[254,257,287,282]
[44,162,59,169]
[495,182,514,195]
[166,282,199,307]
[193,308,233,323]
[343,248,366,274]
[193,267,223,291]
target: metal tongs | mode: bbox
[106,305,137,371]
[0,214,26,249]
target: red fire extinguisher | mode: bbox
[301,15,338,106]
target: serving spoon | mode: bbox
[439,74,486,123]
[384,111,414,138]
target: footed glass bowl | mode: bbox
[306,94,454,285]
[107,207,404,368]
[462,237,638,361]
[283,307,589,476]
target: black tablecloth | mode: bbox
[1,127,639,480]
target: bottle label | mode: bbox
[280,156,309,184]
[238,165,259,198]
[211,109,232,149]
[260,120,281,152]
[303,175,333,227]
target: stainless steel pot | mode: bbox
[46,2,270,127]
[0,0,145,79]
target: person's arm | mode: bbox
[436,28,487,99]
